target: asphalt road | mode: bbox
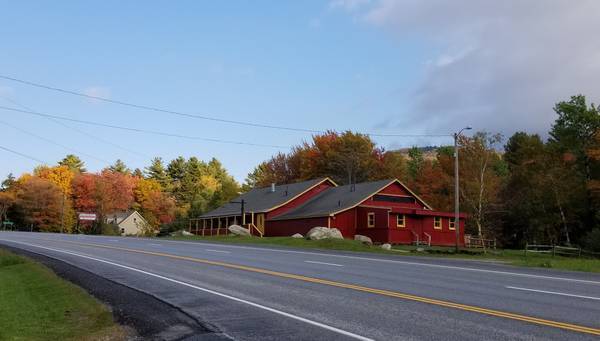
[1,232,599,340]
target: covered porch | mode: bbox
[189,213,264,236]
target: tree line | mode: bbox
[0,94,597,249]
[0,155,240,234]
[244,95,600,250]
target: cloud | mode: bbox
[82,86,111,101]
[344,0,600,137]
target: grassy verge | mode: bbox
[0,249,127,340]
[164,235,600,273]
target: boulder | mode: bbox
[354,234,373,246]
[170,229,194,237]
[328,228,344,239]
[306,227,344,240]
[228,224,251,237]
[291,233,304,239]
[380,243,392,250]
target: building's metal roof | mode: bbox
[269,179,396,220]
[199,178,332,218]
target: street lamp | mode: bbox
[454,126,472,252]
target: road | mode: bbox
[1,231,599,340]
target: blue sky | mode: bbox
[1,1,598,182]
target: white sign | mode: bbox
[78,213,97,221]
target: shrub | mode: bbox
[584,228,600,252]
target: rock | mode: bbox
[170,229,194,237]
[354,234,373,246]
[416,247,425,252]
[228,224,251,237]
[291,233,304,239]
[306,227,344,240]
[306,227,330,240]
[380,243,392,250]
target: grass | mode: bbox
[0,249,128,341]
[164,234,600,273]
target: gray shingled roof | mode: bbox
[269,179,395,220]
[199,178,331,218]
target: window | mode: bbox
[434,217,442,229]
[373,195,416,204]
[449,218,456,230]
[396,214,406,228]
[120,228,125,234]
[367,213,375,228]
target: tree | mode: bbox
[457,132,505,240]
[145,157,169,189]
[407,147,424,181]
[72,173,98,212]
[108,159,131,174]
[1,173,16,191]
[0,191,15,227]
[59,154,86,172]
[133,178,176,227]
[15,177,62,231]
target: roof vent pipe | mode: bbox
[271,183,276,193]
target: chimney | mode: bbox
[271,183,276,193]
[285,186,289,196]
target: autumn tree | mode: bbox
[34,165,76,231]
[457,132,506,240]
[133,178,176,227]
[14,177,62,231]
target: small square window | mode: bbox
[449,218,456,230]
[396,214,406,228]
[367,213,375,228]
[434,217,442,229]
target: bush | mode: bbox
[584,228,600,252]
[100,223,120,236]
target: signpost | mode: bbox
[2,220,14,230]
[78,213,97,221]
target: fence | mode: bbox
[465,235,496,249]
[524,244,600,259]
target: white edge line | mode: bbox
[205,249,231,253]
[305,260,344,267]
[5,233,600,286]
[505,286,600,301]
[1,239,373,341]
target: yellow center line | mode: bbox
[58,239,600,336]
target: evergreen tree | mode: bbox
[59,154,86,172]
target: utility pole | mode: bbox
[230,199,246,225]
[454,126,472,252]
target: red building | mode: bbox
[191,178,466,246]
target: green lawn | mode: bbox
[165,235,600,273]
[0,249,127,341]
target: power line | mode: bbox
[0,74,321,133]
[0,145,47,164]
[0,95,151,160]
[0,105,290,149]
[0,74,452,138]
[0,118,111,164]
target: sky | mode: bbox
[1,0,599,182]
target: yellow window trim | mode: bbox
[449,218,456,230]
[396,214,406,228]
[434,216,442,230]
[367,212,375,228]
